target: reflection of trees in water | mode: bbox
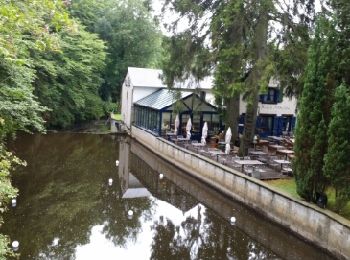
[150,208,278,260]
[100,188,154,247]
[129,152,278,260]
[3,134,153,259]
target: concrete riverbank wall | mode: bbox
[131,126,350,259]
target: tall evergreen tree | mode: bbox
[323,84,350,211]
[292,17,336,201]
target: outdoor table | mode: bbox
[268,136,284,143]
[249,151,267,156]
[208,150,225,161]
[233,159,265,172]
[256,139,269,145]
[166,132,177,140]
[191,142,205,152]
[249,150,268,160]
[273,159,291,171]
[276,149,294,160]
[268,144,285,151]
[175,137,190,145]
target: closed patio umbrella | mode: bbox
[225,127,232,154]
[201,122,208,145]
[186,118,192,140]
[174,114,180,135]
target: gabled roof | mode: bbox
[127,67,213,89]
[134,88,192,110]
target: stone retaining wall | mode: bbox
[131,126,350,259]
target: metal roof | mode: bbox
[134,88,192,110]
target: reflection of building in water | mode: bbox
[130,153,198,214]
[118,139,151,199]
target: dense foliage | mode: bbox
[0,0,161,256]
[293,0,350,207]
[69,0,162,101]
[323,85,350,211]
[33,29,106,128]
[160,0,311,154]
[293,19,333,201]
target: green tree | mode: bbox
[323,85,350,211]
[33,28,106,128]
[292,17,336,201]
[69,0,162,101]
[0,0,84,256]
[161,0,277,153]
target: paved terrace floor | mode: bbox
[164,136,294,181]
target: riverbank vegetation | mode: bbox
[0,0,161,257]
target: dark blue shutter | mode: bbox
[291,116,296,132]
[272,116,279,136]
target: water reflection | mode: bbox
[2,133,335,259]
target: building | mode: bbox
[121,67,220,138]
[239,79,297,137]
[120,67,296,138]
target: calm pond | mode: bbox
[2,133,335,259]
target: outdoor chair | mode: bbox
[281,166,293,176]
[267,155,279,170]
[244,166,254,176]
[226,159,242,171]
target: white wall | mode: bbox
[121,75,133,128]
[121,74,160,128]
[239,95,297,116]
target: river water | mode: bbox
[2,133,335,259]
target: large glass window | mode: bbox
[181,114,190,136]
[161,112,171,130]
[192,113,200,133]
[257,115,274,136]
[212,114,220,133]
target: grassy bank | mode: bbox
[266,178,350,220]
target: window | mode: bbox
[161,112,171,130]
[259,88,281,104]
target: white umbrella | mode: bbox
[174,114,180,135]
[225,127,232,154]
[201,122,208,145]
[186,117,192,140]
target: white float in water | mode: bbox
[128,210,133,216]
[230,216,236,225]
[115,160,119,166]
[159,173,164,179]
[12,241,19,251]
[108,178,113,186]
[11,199,16,207]
[52,238,59,247]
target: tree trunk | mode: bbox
[240,2,269,155]
[225,94,240,143]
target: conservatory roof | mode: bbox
[134,88,192,110]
